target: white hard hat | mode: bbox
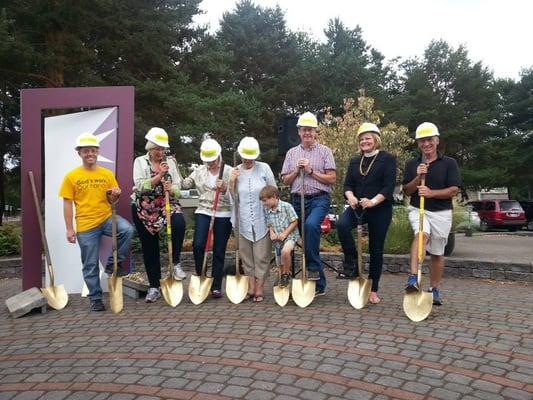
[296,112,318,128]
[237,137,260,160]
[357,122,380,137]
[75,132,99,149]
[415,122,440,139]
[200,138,222,162]
[145,127,169,148]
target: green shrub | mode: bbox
[384,206,413,254]
[0,223,21,256]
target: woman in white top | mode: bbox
[181,138,233,298]
[131,128,186,303]
[229,137,276,302]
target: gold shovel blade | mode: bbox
[41,285,68,310]
[291,278,316,308]
[225,275,249,304]
[403,290,433,322]
[188,275,213,305]
[273,285,290,307]
[108,275,123,314]
[81,283,89,298]
[160,276,183,307]
[347,277,372,310]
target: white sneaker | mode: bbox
[145,287,161,303]
[172,263,187,280]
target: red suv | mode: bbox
[467,200,526,231]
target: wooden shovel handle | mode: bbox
[299,169,306,280]
[201,160,225,277]
[28,171,55,286]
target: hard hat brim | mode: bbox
[238,150,259,160]
[357,130,380,137]
[147,139,170,148]
[200,154,220,162]
[415,133,440,140]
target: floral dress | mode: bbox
[134,169,181,235]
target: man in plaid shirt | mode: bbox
[261,186,299,288]
[281,112,336,296]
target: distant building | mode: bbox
[465,187,509,201]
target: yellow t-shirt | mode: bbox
[59,166,118,232]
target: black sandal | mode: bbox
[337,270,355,279]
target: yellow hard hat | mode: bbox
[357,122,380,137]
[296,112,318,128]
[200,138,222,162]
[237,137,260,160]
[75,132,99,149]
[145,127,169,148]
[415,122,440,139]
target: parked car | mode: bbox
[518,200,533,231]
[467,200,526,232]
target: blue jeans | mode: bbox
[336,205,392,292]
[292,193,330,292]
[77,215,135,301]
[193,213,232,292]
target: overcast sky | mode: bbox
[193,0,532,80]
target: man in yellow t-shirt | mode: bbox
[59,132,134,312]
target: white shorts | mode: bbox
[408,206,452,256]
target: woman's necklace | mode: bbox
[359,152,379,176]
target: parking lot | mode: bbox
[450,232,533,264]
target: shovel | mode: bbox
[403,167,433,322]
[160,186,184,307]
[272,240,290,307]
[226,155,249,304]
[189,161,225,305]
[108,198,123,314]
[291,169,316,308]
[28,171,68,310]
[348,208,372,309]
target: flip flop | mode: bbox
[368,292,381,304]
[253,295,264,303]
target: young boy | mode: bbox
[260,185,299,287]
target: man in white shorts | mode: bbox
[402,122,461,305]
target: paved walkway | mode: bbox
[1,270,532,400]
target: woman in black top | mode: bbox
[336,123,397,304]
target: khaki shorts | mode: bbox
[282,239,296,253]
[408,206,452,256]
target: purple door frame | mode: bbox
[21,86,134,290]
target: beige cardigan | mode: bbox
[182,164,233,214]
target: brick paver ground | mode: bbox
[1,270,532,400]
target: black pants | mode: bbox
[131,203,186,288]
[336,205,392,292]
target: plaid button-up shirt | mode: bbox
[265,200,300,242]
[281,142,336,195]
